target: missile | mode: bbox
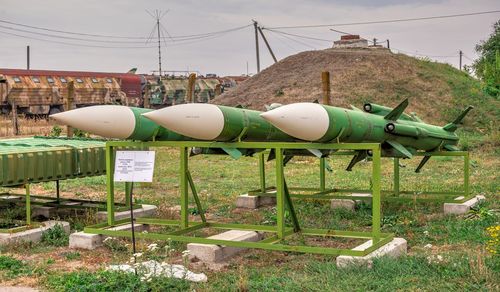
[49,105,186,141]
[142,103,294,142]
[261,99,473,171]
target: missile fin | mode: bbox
[284,155,294,166]
[386,140,413,158]
[324,160,333,172]
[444,144,460,151]
[221,147,242,159]
[415,156,431,173]
[307,149,323,158]
[350,105,363,112]
[443,106,474,132]
[384,98,409,120]
[346,151,368,171]
[267,149,275,161]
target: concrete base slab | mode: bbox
[0,220,70,245]
[69,223,150,250]
[336,237,407,268]
[235,194,276,209]
[330,199,356,210]
[443,195,486,215]
[188,230,263,263]
[96,204,157,221]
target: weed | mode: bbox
[44,270,191,291]
[0,255,32,279]
[103,237,129,253]
[41,224,69,247]
[63,251,81,260]
[49,125,62,137]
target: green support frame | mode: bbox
[249,151,472,204]
[84,141,393,256]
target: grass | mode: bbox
[0,142,498,290]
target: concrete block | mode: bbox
[96,204,157,221]
[31,206,58,218]
[337,237,407,268]
[330,199,356,210]
[235,194,276,209]
[188,230,263,263]
[69,223,149,250]
[0,220,70,245]
[443,195,486,215]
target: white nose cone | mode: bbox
[142,104,225,140]
[260,103,330,141]
[50,105,136,139]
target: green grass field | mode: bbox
[0,130,498,291]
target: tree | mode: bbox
[473,20,500,97]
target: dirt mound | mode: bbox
[212,48,498,129]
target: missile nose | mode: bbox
[260,103,330,141]
[142,104,225,140]
[49,105,136,139]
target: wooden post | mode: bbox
[253,20,261,73]
[321,71,331,105]
[459,50,463,71]
[11,101,19,135]
[186,73,196,103]
[66,81,74,137]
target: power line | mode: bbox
[0,17,251,40]
[267,10,500,29]
[0,29,156,48]
[264,28,332,43]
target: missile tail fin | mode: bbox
[386,140,413,158]
[384,98,409,120]
[346,151,368,171]
[221,147,242,159]
[415,156,431,173]
[443,106,474,132]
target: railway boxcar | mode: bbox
[0,69,143,115]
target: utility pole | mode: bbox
[386,39,390,49]
[373,38,377,46]
[26,46,30,70]
[257,26,278,63]
[459,50,463,70]
[253,20,260,73]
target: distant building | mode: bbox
[333,35,368,48]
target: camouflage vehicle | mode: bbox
[145,77,221,108]
[0,69,143,115]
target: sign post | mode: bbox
[114,151,155,265]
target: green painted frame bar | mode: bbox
[84,220,393,256]
[248,151,472,203]
[88,140,392,256]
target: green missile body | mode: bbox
[261,99,473,170]
[50,105,186,141]
[142,103,295,142]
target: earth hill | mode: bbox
[212,48,498,136]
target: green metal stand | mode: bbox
[249,151,472,203]
[85,141,393,256]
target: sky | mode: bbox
[0,0,498,76]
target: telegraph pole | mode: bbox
[26,46,30,70]
[253,20,260,73]
[459,50,463,70]
[386,39,390,49]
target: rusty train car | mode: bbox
[0,69,144,115]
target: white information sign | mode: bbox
[114,151,156,182]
